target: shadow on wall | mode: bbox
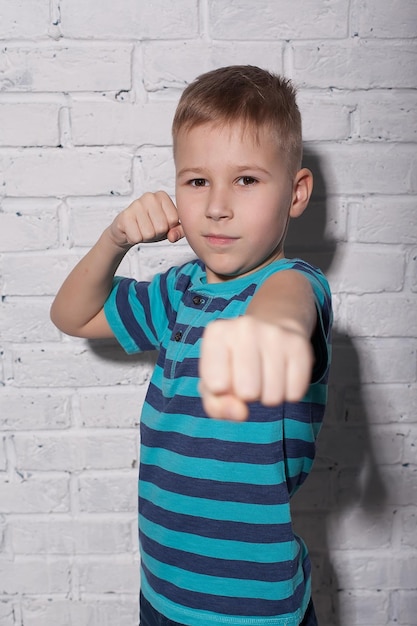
[288,149,388,626]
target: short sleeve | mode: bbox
[104,268,177,354]
[289,260,332,384]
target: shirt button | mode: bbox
[192,296,203,305]
[174,331,182,342]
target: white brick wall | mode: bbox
[0,0,415,624]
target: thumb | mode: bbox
[167,222,185,243]
[202,391,249,422]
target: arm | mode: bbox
[50,192,184,338]
[199,270,317,421]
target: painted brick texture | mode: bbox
[0,1,416,625]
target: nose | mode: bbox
[205,186,233,221]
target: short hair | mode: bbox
[172,65,302,176]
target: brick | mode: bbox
[333,552,409,590]
[353,197,417,244]
[0,436,6,471]
[0,45,132,92]
[337,590,390,625]
[77,388,145,428]
[400,508,417,548]
[1,250,132,298]
[285,197,348,254]
[1,149,132,197]
[1,252,82,296]
[0,205,59,251]
[0,514,6,546]
[11,342,153,388]
[357,92,417,142]
[143,41,285,92]
[68,198,127,247]
[326,244,405,295]
[291,511,327,550]
[402,426,417,465]
[78,473,137,513]
[139,146,176,193]
[294,506,393,553]
[71,101,176,146]
[0,558,70,594]
[291,468,335,511]
[409,246,417,293]
[357,0,417,38]
[60,0,199,39]
[395,590,417,624]
[22,598,139,626]
[0,601,15,626]
[143,42,211,91]
[136,240,196,282]
[0,0,50,38]
[12,516,134,554]
[210,43,285,76]
[343,383,417,424]
[292,40,417,89]
[328,507,394,551]
[0,390,71,430]
[13,431,138,471]
[209,0,349,39]
[338,466,417,507]
[317,424,404,468]
[355,338,416,384]
[0,103,60,147]
[309,591,334,625]
[77,557,139,594]
[398,555,417,589]
[327,337,416,386]
[308,554,333,593]
[345,294,417,337]
[0,297,60,342]
[0,359,5,388]
[0,474,69,513]
[297,92,353,141]
[303,144,417,195]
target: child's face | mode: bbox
[175,121,296,283]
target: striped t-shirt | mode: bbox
[104,257,332,626]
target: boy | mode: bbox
[51,65,332,625]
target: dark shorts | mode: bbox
[139,592,319,626]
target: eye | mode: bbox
[237,176,257,186]
[189,178,208,187]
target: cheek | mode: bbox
[176,207,199,243]
[175,195,189,223]
[247,209,288,245]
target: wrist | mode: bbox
[100,226,133,255]
[274,319,311,340]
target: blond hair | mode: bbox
[172,65,302,176]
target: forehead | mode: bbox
[174,120,280,160]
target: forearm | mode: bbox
[50,227,128,337]
[246,270,317,338]
[199,270,318,421]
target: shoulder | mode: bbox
[253,258,331,300]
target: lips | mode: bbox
[204,234,239,246]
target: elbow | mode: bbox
[50,300,75,336]
[49,300,61,330]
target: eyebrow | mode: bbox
[176,165,272,177]
[176,167,206,177]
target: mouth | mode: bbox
[204,234,239,246]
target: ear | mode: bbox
[289,168,313,218]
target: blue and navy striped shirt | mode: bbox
[104,257,332,626]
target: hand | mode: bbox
[199,316,314,421]
[108,191,185,249]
